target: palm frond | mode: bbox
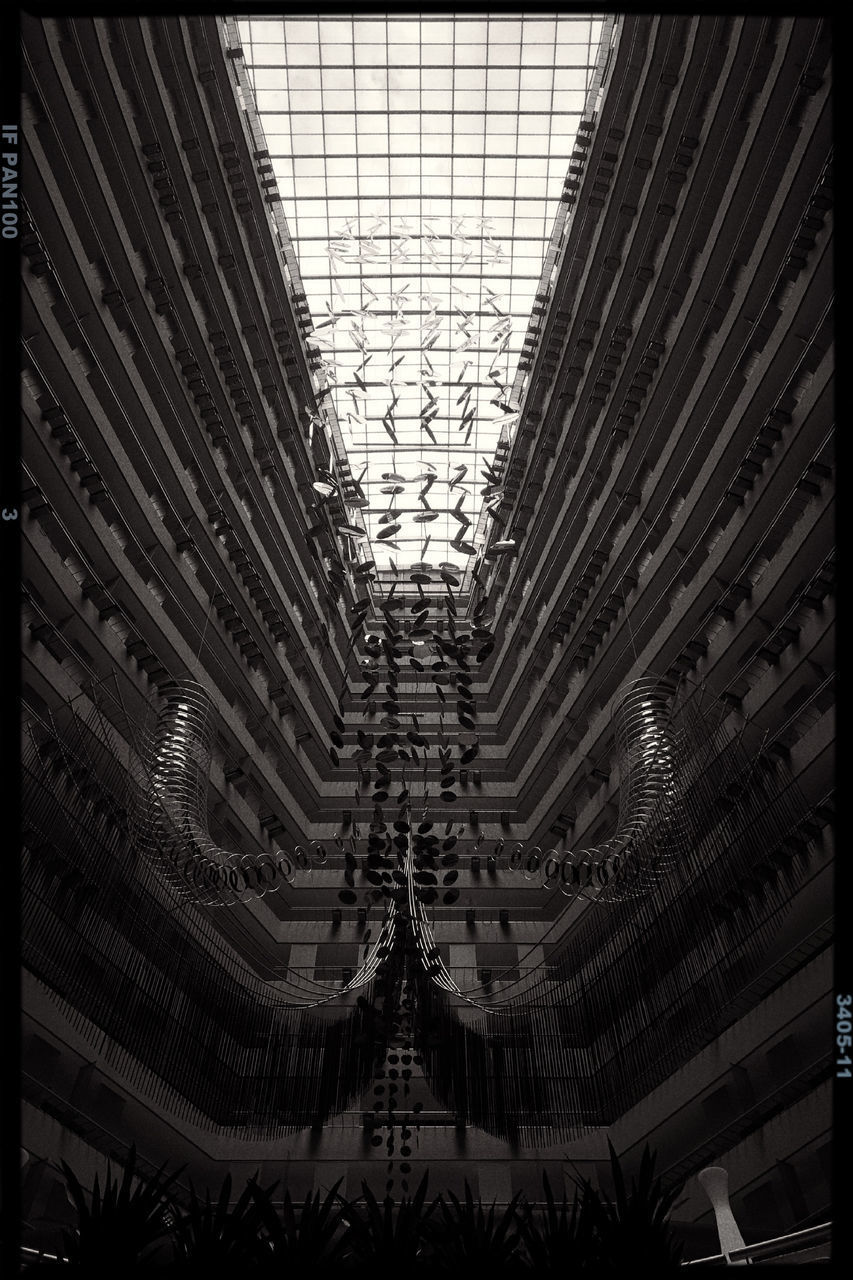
[56,1145,184,1271]
[339,1174,435,1266]
[565,1141,684,1275]
[171,1169,273,1268]
[433,1180,524,1268]
[249,1177,348,1270]
[519,1171,601,1273]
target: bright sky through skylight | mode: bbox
[237,14,605,578]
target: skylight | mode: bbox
[235,14,607,580]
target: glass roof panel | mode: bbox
[236,13,608,581]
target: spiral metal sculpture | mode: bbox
[402,678,685,1011]
[133,678,398,997]
[133,680,286,907]
[502,677,683,900]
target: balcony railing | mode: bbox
[683,1220,831,1265]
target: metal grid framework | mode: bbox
[237,13,605,573]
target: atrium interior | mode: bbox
[18,12,834,1268]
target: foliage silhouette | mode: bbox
[26,1145,183,1276]
[519,1170,601,1274]
[23,1141,687,1274]
[166,1170,271,1276]
[248,1176,349,1277]
[569,1140,685,1275]
[337,1172,437,1271]
[432,1180,525,1271]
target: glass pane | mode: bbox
[322,89,356,111]
[250,21,284,42]
[387,21,420,43]
[254,88,289,111]
[488,20,522,43]
[454,90,486,112]
[455,67,487,91]
[522,20,557,42]
[286,19,318,41]
[286,42,321,63]
[454,44,486,68]
[388,89,420,111]
[354,44,389,67]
